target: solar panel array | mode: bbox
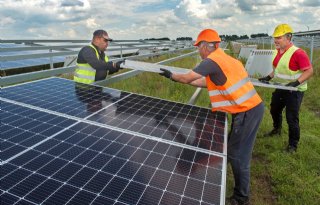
[1,77,227,205]
[0,43,66,70]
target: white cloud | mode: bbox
[0,16,15,26]
[0,0,319,40]
[175,0,208,20]
[86,18,100,29]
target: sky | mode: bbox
[0,0,319,40]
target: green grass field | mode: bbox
[104,47,320,205]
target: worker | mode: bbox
[258,23,313,153]
[74,29,125,84]
[159,29,264,205]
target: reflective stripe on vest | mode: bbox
[211,89,257,108]
[206,48,262,114]
[209,77,249,96]
[272,46,307,91]
[74,45,109,84]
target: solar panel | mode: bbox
[89,94,226,154]
[1,101,77,162]
[1,77,227,205]
[2,78,131,118]
[2,78,226,155]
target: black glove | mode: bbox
[106,61,119,74]
[258,75,272,82]
[286,80,300,87]
[115,59,125,69]
[159,68,173,80]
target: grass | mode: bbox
[104,47,320,205]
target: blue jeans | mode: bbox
[227,102,264,200]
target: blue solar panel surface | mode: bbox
[1,77,227,205]
[2,78,225,154]
[1,101,77,162]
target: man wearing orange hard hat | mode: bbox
[159,29,264,205]
[259,24,313,153]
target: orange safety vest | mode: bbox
[206,48,262,114]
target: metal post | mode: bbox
[188,87,202,105]
[120,45,123,58]
[49,49,53,69]
[310,36,314,64]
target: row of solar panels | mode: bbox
[0,40,192,71]
[236,36,320,48]
[1,77,228,205]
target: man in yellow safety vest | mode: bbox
[259,24,313,153]
[74,29,124,84]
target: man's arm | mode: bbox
[190,77,207,88]
[288,49,314,84]
[298,66,313,84]
[160,58,226,88]
[79,46,108,71]
[171,71,204,85]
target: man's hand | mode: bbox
[115,59,125,69]
[258,75,272,82]
[106,61,119,74]
[286,80,300,87]
[159,68,173,79]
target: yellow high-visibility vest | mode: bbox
[74,45,109,84]
[272,46,307,91]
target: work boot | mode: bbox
[226,196,250,205]
[286,145,297,153]
[264,127,281,137]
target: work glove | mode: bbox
[286,80,300,87]
[115,59,125,69]
[258,75,272,82]
[106,61,119,74]
[159,68,173,80]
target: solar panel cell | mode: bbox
[25,179,63,204]
[43,184,79,204]
[0,193,19,204]
[9,173,47,197]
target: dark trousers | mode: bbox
[270,89,304,148]
[228,102,264,200]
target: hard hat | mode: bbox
[194,29,221,46]
[272,24,293,37]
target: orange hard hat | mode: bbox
[194,29,221,46]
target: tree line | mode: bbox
[143,33,269,41]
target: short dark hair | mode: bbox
[93,29,108,37]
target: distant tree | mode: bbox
[176,37,193,41]
[239,35,249,39]
[250,33,269,38]
[144,37,170,41]
[220,34,241,41]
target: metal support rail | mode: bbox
[98,59,298,91]
[1,47,196,86]
[95,50,198,86]
[0,45,179,63]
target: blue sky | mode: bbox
[0,0,319,40]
